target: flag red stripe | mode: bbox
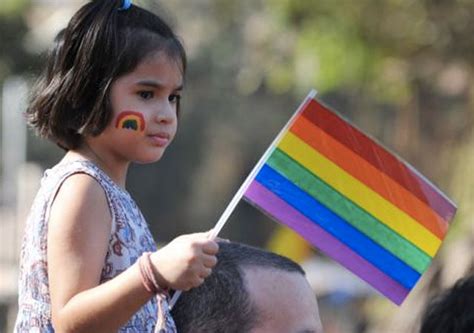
[301,99,456,222]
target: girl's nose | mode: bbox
[154,100,176,124]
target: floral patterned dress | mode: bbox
[14,160,176,332]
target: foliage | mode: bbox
[0,0,28,16]
[1,1,474,330]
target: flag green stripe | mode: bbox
[268,148,431,274]
[278,132,440,256]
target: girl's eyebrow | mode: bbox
[136,80,183,91]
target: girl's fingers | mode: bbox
[214,237,230,243]
[201,240,219,255]
[192,276,205,288]
[187,232,219,254]
[202,254,217,268]
[200,267,212,279]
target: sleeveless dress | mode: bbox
[14,160,176,332]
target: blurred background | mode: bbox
[1,0,473,332]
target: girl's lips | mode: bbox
[147,133,170,147]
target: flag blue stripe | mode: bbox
[256,164,421,289]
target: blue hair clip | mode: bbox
[119,0,132,11]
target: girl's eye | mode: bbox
[138,91,154,100]
[169,94,181,104]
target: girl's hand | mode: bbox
[150,232,219,291]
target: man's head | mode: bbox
[171,241,323,333]
[420,275,474,333]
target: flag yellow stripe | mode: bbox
[278,132,441,256]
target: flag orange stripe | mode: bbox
[289,116,448,239]
[278,133,441,256]
[302,99,456,222]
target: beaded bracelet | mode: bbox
[138,252,167,295]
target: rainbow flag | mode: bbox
[243,91,457,305]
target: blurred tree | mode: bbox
[1,1,473,330]
[159,2,474,331]
[0,0,39,81]
[0,0,28,16]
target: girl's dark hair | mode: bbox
[28,0,186,150]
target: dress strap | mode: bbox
[43,160,118,237]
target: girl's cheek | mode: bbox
[115,111,146,133]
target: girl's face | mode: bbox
[95,51,182,164]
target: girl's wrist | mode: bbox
[138,252,169,294]
[148,251,170,291]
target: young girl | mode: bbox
[14,1,219,332]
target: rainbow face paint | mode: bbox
[115,111,145,132]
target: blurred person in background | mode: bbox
[420,274,474,333]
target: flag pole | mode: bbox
[169,89,317,309]
[210,89,317,238]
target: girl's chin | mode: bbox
[134,153,164,164]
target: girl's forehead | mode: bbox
[125,51,183,86]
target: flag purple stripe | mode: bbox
[255,164,420,288]
[244,180,410,305]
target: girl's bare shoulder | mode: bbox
[49,172,112,235]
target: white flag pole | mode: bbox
[169,89,317,309]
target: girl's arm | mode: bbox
[47,174,217,333]
[48,174,150,332]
